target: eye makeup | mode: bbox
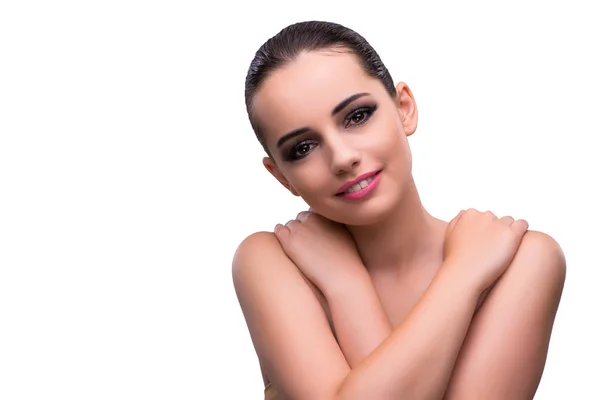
[344,104,377,128]
[283,139,319,161]
[281,102,378,162]
[276,92,374,149]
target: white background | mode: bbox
[1,1,598,399]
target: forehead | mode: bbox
[252,50,383,138]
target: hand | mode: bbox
[274,209,367,292]
[443,208,529,293]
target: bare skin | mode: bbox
[233,50,566,399]
[270,210,564,399]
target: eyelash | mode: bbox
[285,104,378,161]
[344,105,377,128]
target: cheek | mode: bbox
[372,120,408,161]
[289,164,331,200]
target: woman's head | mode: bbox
[245,21,419,225]
[245,21,397,153]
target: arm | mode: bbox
[442,230,566,399]
[233,231,481,399]
[324,268,493,368]
[323,270,392,367]
[325,230,565,399]
[335,263,480,399]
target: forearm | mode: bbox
[332,265,481,400]
[325,271,393,367]
[443,231,566,399]
[325,268,492,369]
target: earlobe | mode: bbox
[262,157,300,196]
[395,82,418,137]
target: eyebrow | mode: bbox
[276,92,371,148]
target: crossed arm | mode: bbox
[232,230,565,399]
[327,230,566,399]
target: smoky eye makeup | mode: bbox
[282,137,318,161]
[280,101,379,162]
[343,103,378,128]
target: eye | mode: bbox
[345,105,377,128]
[350,111,367,124]
[287,140,318,161]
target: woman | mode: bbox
[233,21,566,399]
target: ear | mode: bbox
[263,157,300,196]
[394,82,418,137]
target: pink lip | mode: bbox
[336,170,382,200]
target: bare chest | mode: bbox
[309,265,441,339]
[370,267,439,327]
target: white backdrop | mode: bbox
[1,1,598,399]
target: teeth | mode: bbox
[344,177,373,193]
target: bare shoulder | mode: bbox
[443,230,567,398]
[232,230,300,308]
[231,231,349,398]
[232,230,328,302]
[493,229,567,303]
[519,230,564,256]
[233,231,281,260]
[232,231,283,277]
[512,229,567,284]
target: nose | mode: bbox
[328,135,361,175]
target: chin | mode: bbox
[320,195,398,226]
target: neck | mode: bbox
[346,178,447,275]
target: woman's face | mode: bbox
[252,49,418,225]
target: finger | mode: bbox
[455,209,467,219]
[296,211,311,222]
[285,219,301,231]
[511,219,529,235]
[273,223,290,239]
[484,210,498,219]
[499,215,515,225]
[447,209,466,233]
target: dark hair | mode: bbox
[245,20,396,157]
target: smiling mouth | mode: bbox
[336,175,376,195]
[335,170,382,196]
